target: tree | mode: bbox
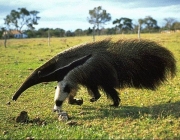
[58,28,65,37]
[113,17,133,34]
[143,16,159,33]
[4,8,40,46]
[1,27,7,47]
[74,29,83,36]
[25,29,36,38]
[86,27,93,35]
[4,8,40,36]
[172,22,180,30]
[65,30,75,37]
[164,17,176,30]
[106,27,116,35]
[3,8,40,47]
[0,28,3,38]
[88,6,111,37]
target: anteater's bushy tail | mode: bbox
[111,39,176,89]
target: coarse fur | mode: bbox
[53,39,176,110]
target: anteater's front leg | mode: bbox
[68,89,83,106]
[87,85,101,102]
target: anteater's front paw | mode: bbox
[75,98,83,105]
[68,98,83,106]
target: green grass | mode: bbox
[0,34,180,139]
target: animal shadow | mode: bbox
[79,101,180,120]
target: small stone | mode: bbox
[26,137,34,140]
[8,85,12,88]
[66,121,77,126]
[32,117,40,123]
[13,124,18,127]
[168,120,173,125]
[29,123,33,126]
[43,82,49,85]
[3,131,8,135]
[41,121,47,126]
[167,99,172,103]
[79,111,85,115]
[6,101,11,105]
[27,68,33,70]
[15,111,29,123]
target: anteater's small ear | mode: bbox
[41,54,92,81]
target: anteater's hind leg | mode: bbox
[102,86,120,107]
[68,88,83,106]
[87,85,101,102]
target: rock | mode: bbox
[6,101,11,105]
[42,82,49,85]
[66,121,77,126]
[3,131,8,135]
[26,137,34,140]
[30,116,47,126]
[15,111,47,126]
[78,111,85,115]
[32,117,41,123]
[41,121,47,126]
[27,68,33,70]
[8,85,12,88]
[15,111,29,123]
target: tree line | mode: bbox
[1,6,180,39]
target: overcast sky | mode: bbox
[0,0,179,31]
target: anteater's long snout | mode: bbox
[12,54,92,101]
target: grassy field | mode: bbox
[0,33,180,139]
